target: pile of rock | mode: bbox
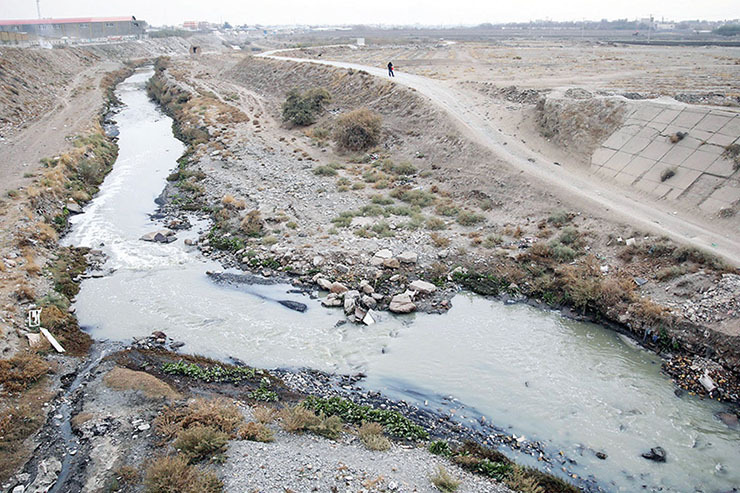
[680,273,740,325]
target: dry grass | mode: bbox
[279,405,320,433]
[333,108,382,151]
[14,283,36,302]
[34,222,58,243]
[237,421,274,442]
[155,398,244,441]
[221,194,246,210]
[0,351,51,394]
[357,422,391,451]
[23,250,42,276]
[104,367,180,400]
[430,232,451,248]
[240,210,263,236]
[174,425,229,463]
[252,405,277,424]
[430,465,460,492]
[144,455,222,493]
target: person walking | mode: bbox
[387,61,394,77]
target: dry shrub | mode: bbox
[278,405,320,433]
[144,455,222,493]
[104,367,180,400]
[237,421,274,442]
[35,222,58,243]
[0,352,51,394]
[506,465,545,493]
[174,425,229,463]
[15,284,36,302]
[114,465,139,485]
[430,232,450,248]
[70,412,94,430]
[24,251,42,276]
[632,299,671,325]
[358,422,391,451]
[430,465,460,492]
[240,210,263,236]
[252,405,277,424]
[333,108,382,151]
[155,398,244,441]
[221,194,246,210]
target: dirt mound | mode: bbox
[225,56,485,166]
[536,95,626,157]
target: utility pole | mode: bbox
[36,0,41,19]
[647,14,653,43]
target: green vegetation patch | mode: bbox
[161,361,256,383]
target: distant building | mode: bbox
[0,16,146,40]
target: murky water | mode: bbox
[65,68,739,492]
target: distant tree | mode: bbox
[714,24,740,36]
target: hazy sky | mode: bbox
[1,0,737,26]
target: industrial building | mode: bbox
[0,16,146,41]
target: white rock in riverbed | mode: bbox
[409,280,437,294]
[389,293,416,313]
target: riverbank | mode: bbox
[145,52,740,407]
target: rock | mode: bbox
[28,457,61,492]
[354,306,367,320]
[140,229,176,243]
[343,297,356,315]
[137,423,151,431]
[699,371,716,392]
[321,294,343,307]
[362,310,376,325]
[316,278,332,291]
[595,451,607,460]
[371,248,393,266]
[634,277,648,287]
[397,251,418,264]
[360,280,374,294]
[438,249,449,259]
[389,293,416,313]
[184,239,194,246]
[65,200,83,214]
[716,412,738,429]
[641,447,666,462]
[625,237,636,246]
[278,300,308,312]
[361,295,377,309]
[312,256,324,267]
[26,332,42,347]
[344,290,360,300]
[329,282,348,294]
[382,258,400,269]
[409,279,437,294]
[152,331,167,339]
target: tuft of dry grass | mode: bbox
[104,367,180,400]
[430,232,451,248]
[221,194,246,210]
[357,422,391,451]
[430,465,460,492]
[240,210,263,236]
[252,405,277,424]
[144,455,223,493]
[278,405,320,433]
[174,425,229,463]
[0,352,51,394]
[155,398,244,441]
[237,421,274,442]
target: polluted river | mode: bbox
[62,68,740,492]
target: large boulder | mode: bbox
[316,278,332,291]
[409,279,437,294]
[329,282,348,294]
[140,229,176,243]
[389,293,416,313]
[371,249,393,266]
[397,251,418,264]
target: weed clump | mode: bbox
[333,108,382,151]
[0,352,51,394]
[221,194,246,210]
[239,210,264,237]
[174,425,229,463]
[155,398,244,441]
[282,87,331,126]
[237,421,274,442]
[456,211,485,226]
[430,465,460,492]
[429,440,453,457]
[144,455,222,493]
[547,209,572,226]
[357,422,391,451]
[161,361,256,383]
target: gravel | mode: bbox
[222,426,512,493]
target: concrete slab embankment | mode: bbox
[590,100,739,216]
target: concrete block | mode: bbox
[671,110,705,129]
[621,136,652,154]
[682,150,720,172]
[689,128,713,143]
[603,150,634,171]
[641,140,673,161]
[665,188,685,201]
[631,105,663,122]
[642,162,668,183]
[718,117,740,138]
[697,113,733,133]
[699,197,730,214]
[708,181,740,202]
[594,165,619,179]
[603,129,636,150]
[706,133,737,147]
[636,126,661,139]
[622,156,657,176]
[614,171,638,186]
[667,168,702,189]
[653,183,673,199]
[635,177,660,194]
[661,145,694,166]
[591,148,616,167]
[705,158,737,178]
[652,108,681,125]
[675,136,703,151]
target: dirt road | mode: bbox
[259,49,740,267]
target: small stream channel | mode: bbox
[63,68,739,492]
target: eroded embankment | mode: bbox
[146,53,740,407]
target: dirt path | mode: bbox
[259,49,740,267]
[0,60,119,196]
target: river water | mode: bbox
[64,68,739,492]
